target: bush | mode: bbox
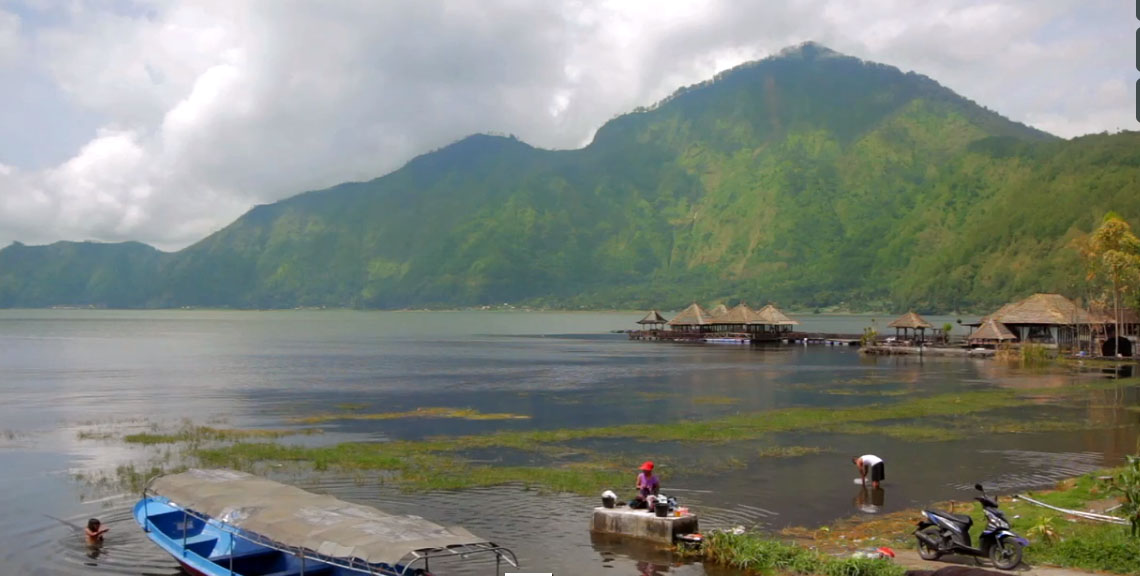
[1030,524,1140,574]
[1110,454,1140,536]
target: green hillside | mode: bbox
[0,241,165,308]
[1,43,1137,312]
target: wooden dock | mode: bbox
[786,332,862,346]
[860,345,994,357]
[627,330,862,346]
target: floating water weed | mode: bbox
[123,424,322,445]
[692,395,739,405]
[757,446,830,458]
[290,407,530,424]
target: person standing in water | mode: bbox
[630,461,660,509]
[853,454,885,489]
[85,518,109,546]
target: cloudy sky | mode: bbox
[0,0,1135,251]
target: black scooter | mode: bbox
[913,483,1029,570]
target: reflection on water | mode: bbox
[854,485,885,514]
[84,542,103,562]
[0,310,1137,576]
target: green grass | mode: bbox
[193,441,633,494]
[1031,524,1140,573]
[695,531,904,576]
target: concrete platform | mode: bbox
[590,507,699,545]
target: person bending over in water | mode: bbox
[85,518,109,546]
[853,454,885,489]
[630,461,659,509]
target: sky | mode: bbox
[0,0,1135,251]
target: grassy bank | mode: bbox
[782,470,1140,574]
[695,532,903,576]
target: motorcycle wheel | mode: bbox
[916,527,942,561]
[989,538,1023,570]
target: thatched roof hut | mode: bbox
[982,293,1092,325]
[968,318,1016,346]
[714,303,756,325]
[888,311,932,330]
[708,304,729,321]
[637,310,668,328]
[755,304,799,326]
[668,302,713,332]
[887,311,933,343]
[972,293,1093,351]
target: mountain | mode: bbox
[2,42,1138,312]
[0,241,164,308]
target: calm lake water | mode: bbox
[1,309,1137,576]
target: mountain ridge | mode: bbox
[2,43,1135,313]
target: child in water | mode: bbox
[85,518,109,546]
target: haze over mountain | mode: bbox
[2,43,1137,313]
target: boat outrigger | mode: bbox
[134,469,518,576]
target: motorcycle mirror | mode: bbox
[974,483,984,491]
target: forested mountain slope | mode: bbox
[2,43,1136,312]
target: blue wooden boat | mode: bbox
[134,469,518,576]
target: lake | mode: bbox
[0,309,1136,576]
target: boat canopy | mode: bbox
[147,469,493,568]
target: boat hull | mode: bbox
[133,497,353,576]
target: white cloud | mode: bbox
[0,9,22,66]
[0,0,1135,250]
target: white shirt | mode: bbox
[860,454,882,467]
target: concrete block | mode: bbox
[590,507,698,545]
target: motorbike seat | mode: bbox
[928,510,973,525]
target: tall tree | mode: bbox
[1084,212,1140,352]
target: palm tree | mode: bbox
[1084,213,1140,354]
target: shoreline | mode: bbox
[692,469,1136,575]
[0,306,989,316]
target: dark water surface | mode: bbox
[1,309,1137,576]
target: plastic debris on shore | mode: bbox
[851,546,895,560]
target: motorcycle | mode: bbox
[913,483,1029,570]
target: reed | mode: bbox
[1019,343,1054,366]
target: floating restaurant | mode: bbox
[628,302,800,344]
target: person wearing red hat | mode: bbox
[630,461,660,509]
